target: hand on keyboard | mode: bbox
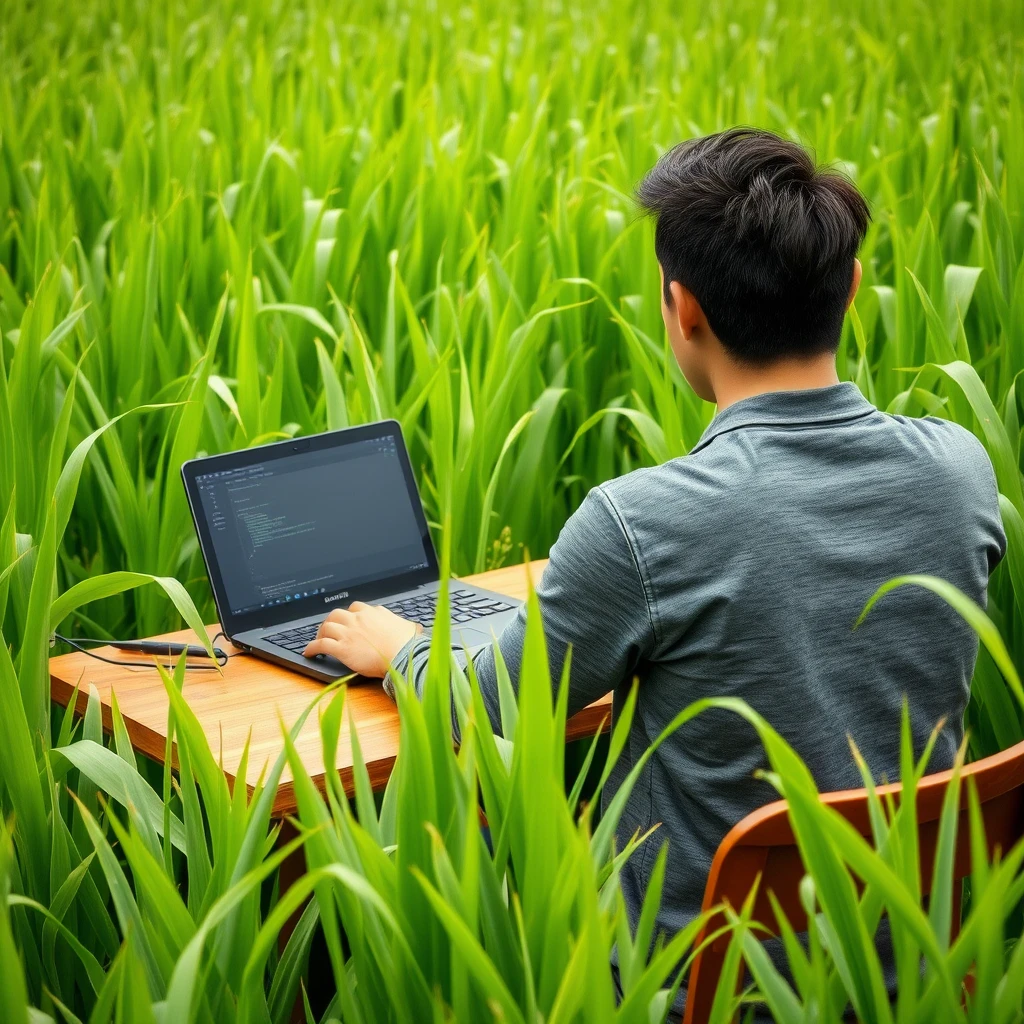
[301,602,422,678]
[266,588,514,677]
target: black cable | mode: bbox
[211,631,234,651]
[211,631,246,660]
[53,633,230,670]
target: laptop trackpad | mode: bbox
[452,627,493,648]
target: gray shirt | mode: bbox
[388,382,1005,1004]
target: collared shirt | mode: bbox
[389,382,1005,1011]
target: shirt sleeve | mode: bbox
[383,485,654,738]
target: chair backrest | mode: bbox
[682,739,1024,1024]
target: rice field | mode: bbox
[2,0,1024,1020]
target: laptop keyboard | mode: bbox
[265,588,515,655]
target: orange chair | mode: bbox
[682,739,1024,1024]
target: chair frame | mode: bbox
[682,739,1024,1024]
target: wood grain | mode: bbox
[49,558,612,816]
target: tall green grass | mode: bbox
[2,0,1024,1020]
[4,539,1024,1021]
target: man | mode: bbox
[304,128,1006,1013]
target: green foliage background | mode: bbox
[3,0,1024,755]
[2,0,1023,683]
[3,0,1024,1021]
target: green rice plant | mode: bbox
[6,562,1024,1023]
[0,376,222,1021]
[2,0,1024,1021]
[0,555,720,1022]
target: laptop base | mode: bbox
[233,580,520,683]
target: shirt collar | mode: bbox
[691,382,877,454]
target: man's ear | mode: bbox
[668,280,704,341]
[846,258,862,309]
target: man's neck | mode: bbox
[711,352,840,411]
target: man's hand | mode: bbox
[303,602,422,678]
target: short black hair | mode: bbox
[636,127,870,364]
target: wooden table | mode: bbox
[49,559,612,816]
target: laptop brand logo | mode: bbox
[324,591,349,604]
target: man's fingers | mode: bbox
[307,621,352,654]
[348,600,370,611]
[325,607,356,626]
[319,613,353,637]
[303,635,347,659]
[314,620,350,643]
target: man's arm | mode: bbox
[384,485,655,735]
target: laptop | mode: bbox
[181,420,522,682]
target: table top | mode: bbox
[49,558,612,816]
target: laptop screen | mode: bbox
[190,432,433,618]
